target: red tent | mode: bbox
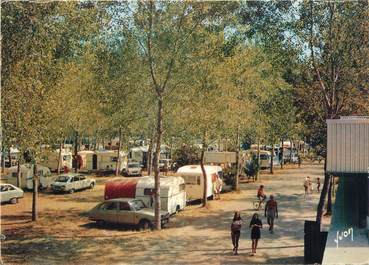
[104,180,138,200]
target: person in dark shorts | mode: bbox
[316,177,321,192]
[249,213,262,256]
[231,211,243,255]
[265,195,278,233]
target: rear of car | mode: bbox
[0,184,24,204]
[123,163,142,176]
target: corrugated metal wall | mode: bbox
[327,119,369,173]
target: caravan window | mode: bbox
[144,188,155,196]
[183,175,200,185]
[111,156,118,162]
[11,172,17,178]
[63,155,71,161]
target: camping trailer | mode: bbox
[104,176,186,214]
[135,176,186,214]
[6,164,54,189]
[78,150,127,173]
[42,149,73,172]
[176,165,223,201]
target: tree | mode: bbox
[295,1,369,224]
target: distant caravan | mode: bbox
[176,165,223,201]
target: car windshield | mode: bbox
[128,163,139,168]
[55,176,70,182]
[130,200,145,211]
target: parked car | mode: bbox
[51,173,95,193]
[0,184,24,204]
[87,198,170,229]
[122,162,142,176]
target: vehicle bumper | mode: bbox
[51,187,66,193]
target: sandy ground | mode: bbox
[1,163,327,264]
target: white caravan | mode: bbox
[176,165,223,201]
[135,176,186,214]
[42,149,73,172]
[78,150,127,173]
[6,164,54,189]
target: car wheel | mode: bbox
[139,219,152,231]
[69,189,75,194]
[10,198,18,204]
[89,182,95,189]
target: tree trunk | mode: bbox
[200,132,207,207]
[115,128,122,176]
[270,143,274,174]
[326,175,333,215]
[32,163,38,221]
[153,97,163,230]
[289,139,293,163]
[280,139,284,169]
[8,148,12,167]
[316,169,331,224]
[235,128,240,191]
[17,160,21,187]
[147,129,154,175]
[256,138,260,181]
[57,141,63,175]
[74,131,78,173]
[1,146,5,173]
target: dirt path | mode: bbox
[1,164,324,264]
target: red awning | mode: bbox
[104,180,138,200]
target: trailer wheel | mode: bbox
[89,182,95,189]
[69,189,75,194]
[176,205,180,213]
[10,198,18,204]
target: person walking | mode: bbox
[304,176,311,198]
[298,155,302,168]
[257,185,266,210]
[316,177,321,192]
[249,213,262,256]
[265,195,278,233]
[231,211,243,255]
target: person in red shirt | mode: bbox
[257,185,266,210]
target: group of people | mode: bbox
[303,176,320,197]
[230,186,278,256]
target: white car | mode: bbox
[1,184,24,204]
[122,162,142,176]
[51,174,95,193]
